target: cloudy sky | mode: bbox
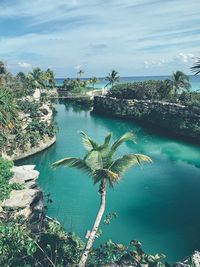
[0,0,199,77]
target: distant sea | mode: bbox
[55,75,200,91]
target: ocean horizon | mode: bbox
[55,75,200,91]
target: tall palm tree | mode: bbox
[45,68,55,88]
[90,77,98,89]
[29,68,44,88]
[191,58,200,75]
[170,71,191,95]
[0,61,7,85]
[105,70,120,88]
[52,132,152,267]
[78,69,84,77]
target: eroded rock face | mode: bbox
[0,165,44,233]
[93,96,200,142]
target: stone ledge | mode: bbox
[5,135,56,161]
[0,165,44,233]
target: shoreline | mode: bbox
[93,96,200,144]
[4,135,56,161]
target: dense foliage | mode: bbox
[0,216,168,267]
[108,80,171,100]
[107,75,200,108]
[0,157,23,201]
[0,61,56,156]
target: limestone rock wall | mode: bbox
[0,165,44,232]
[93,96,200,142]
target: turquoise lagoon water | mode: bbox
[55,75,200,91]
[19,103,200,263]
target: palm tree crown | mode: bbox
[78,69,84,77]
[105,70,120,88]
[171,70,191,94]
[53,131,151,187]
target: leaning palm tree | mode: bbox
[105,70,120,88]
[52,132,152,267]
[170,71,191,95]
[191,58,200,75]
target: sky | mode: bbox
[0,0,200,77]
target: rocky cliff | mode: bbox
[93,96,200,142]
[0,165,44,232]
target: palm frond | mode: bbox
[52,157,92,175]
[79,131,98,151]
[98,132,112,152]
[85,150,103,170]
[110,132,135,156]
[110,154,152,175]
[93,169,119,187]
[191,59,200,75]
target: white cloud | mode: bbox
[0,0,200,76]
[175,53,195,63]
[17,61,32,68]
[74,65,82,70]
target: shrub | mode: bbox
[108,80,169,100]
[0,157,13,201]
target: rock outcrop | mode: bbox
[93,96,200,143]
[0,165,44,232]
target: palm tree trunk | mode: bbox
[78,180,106,267]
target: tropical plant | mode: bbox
[170,71,191,95]
[90,77,98,89]
[29,68,45,88]
[105,70,120,88]
[45,68,55,88]
[0,87,19,152]
[52,132,152,266]
[191,58,200,75]
[0,61,7,85]
[78,69,84,77]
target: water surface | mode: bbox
[19,103,200,263]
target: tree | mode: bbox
[52,132,152,267]
[45,68,55,88]
[90,77,98,89]
[29,68,45,88]
[191,58,200,75]
[105,70,120,88]
[170,71,191,95]
[0,61,7,85]
[0,87,19,151]
[78,69,84,77]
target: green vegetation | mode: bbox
[108,71,193,102]
[170,70,191,95]
[191,58,200,75]
[0,60,56,157]
[105,69,120,88]
[0,157,23,201]
[0,215,168,267]
[53,132,151,266]
[107,71,200,109]
[60,77,92,95]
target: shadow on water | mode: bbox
[90,111,200,169]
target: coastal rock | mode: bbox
[2,189,41,209]
[0,165,44,232]
[93,96,200,143]
[10,165,39,184]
